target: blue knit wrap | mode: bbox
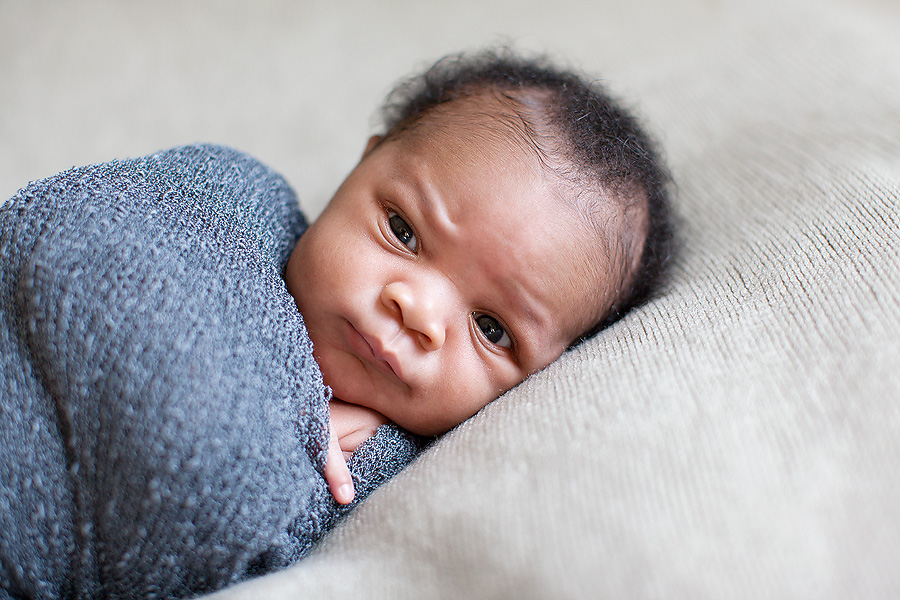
[0,145,423,599]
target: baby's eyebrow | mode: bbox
[391,168,457,243]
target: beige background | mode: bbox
[1,0,716,213]
[6,0,894,215]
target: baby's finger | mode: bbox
[324,427,355,505]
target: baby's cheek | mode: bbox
[445,361,513,420]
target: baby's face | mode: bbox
[285,109,604,436]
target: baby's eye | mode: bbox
[388,211,417,252]
[474,313,512,349]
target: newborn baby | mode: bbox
[0,48,672,599]
[290,49,673,504]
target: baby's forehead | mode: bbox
[396,91,552,156]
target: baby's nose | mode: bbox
[380,280,448,351]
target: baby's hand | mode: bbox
[325,399,391,505]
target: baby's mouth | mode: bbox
[346,320,404,383]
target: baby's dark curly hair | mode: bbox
[377,48,674,343]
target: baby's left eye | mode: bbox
[474,314,512,349]
[388,211,417,252]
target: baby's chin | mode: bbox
[319,357,490,436]
[322,375,395,423]
[327,387,440,437]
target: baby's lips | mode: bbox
[347,319,406,383]
[363,329,407,382]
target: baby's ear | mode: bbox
[362,135,384,160]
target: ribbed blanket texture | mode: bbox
[0,144,423,599]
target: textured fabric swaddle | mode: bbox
[0,144,423,599]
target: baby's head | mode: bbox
[286,49,673,436]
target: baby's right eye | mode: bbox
[388,211,418,252]
[474,313,512,349]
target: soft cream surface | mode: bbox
[5,0,899,597]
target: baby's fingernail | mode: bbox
[338,483,355,504]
